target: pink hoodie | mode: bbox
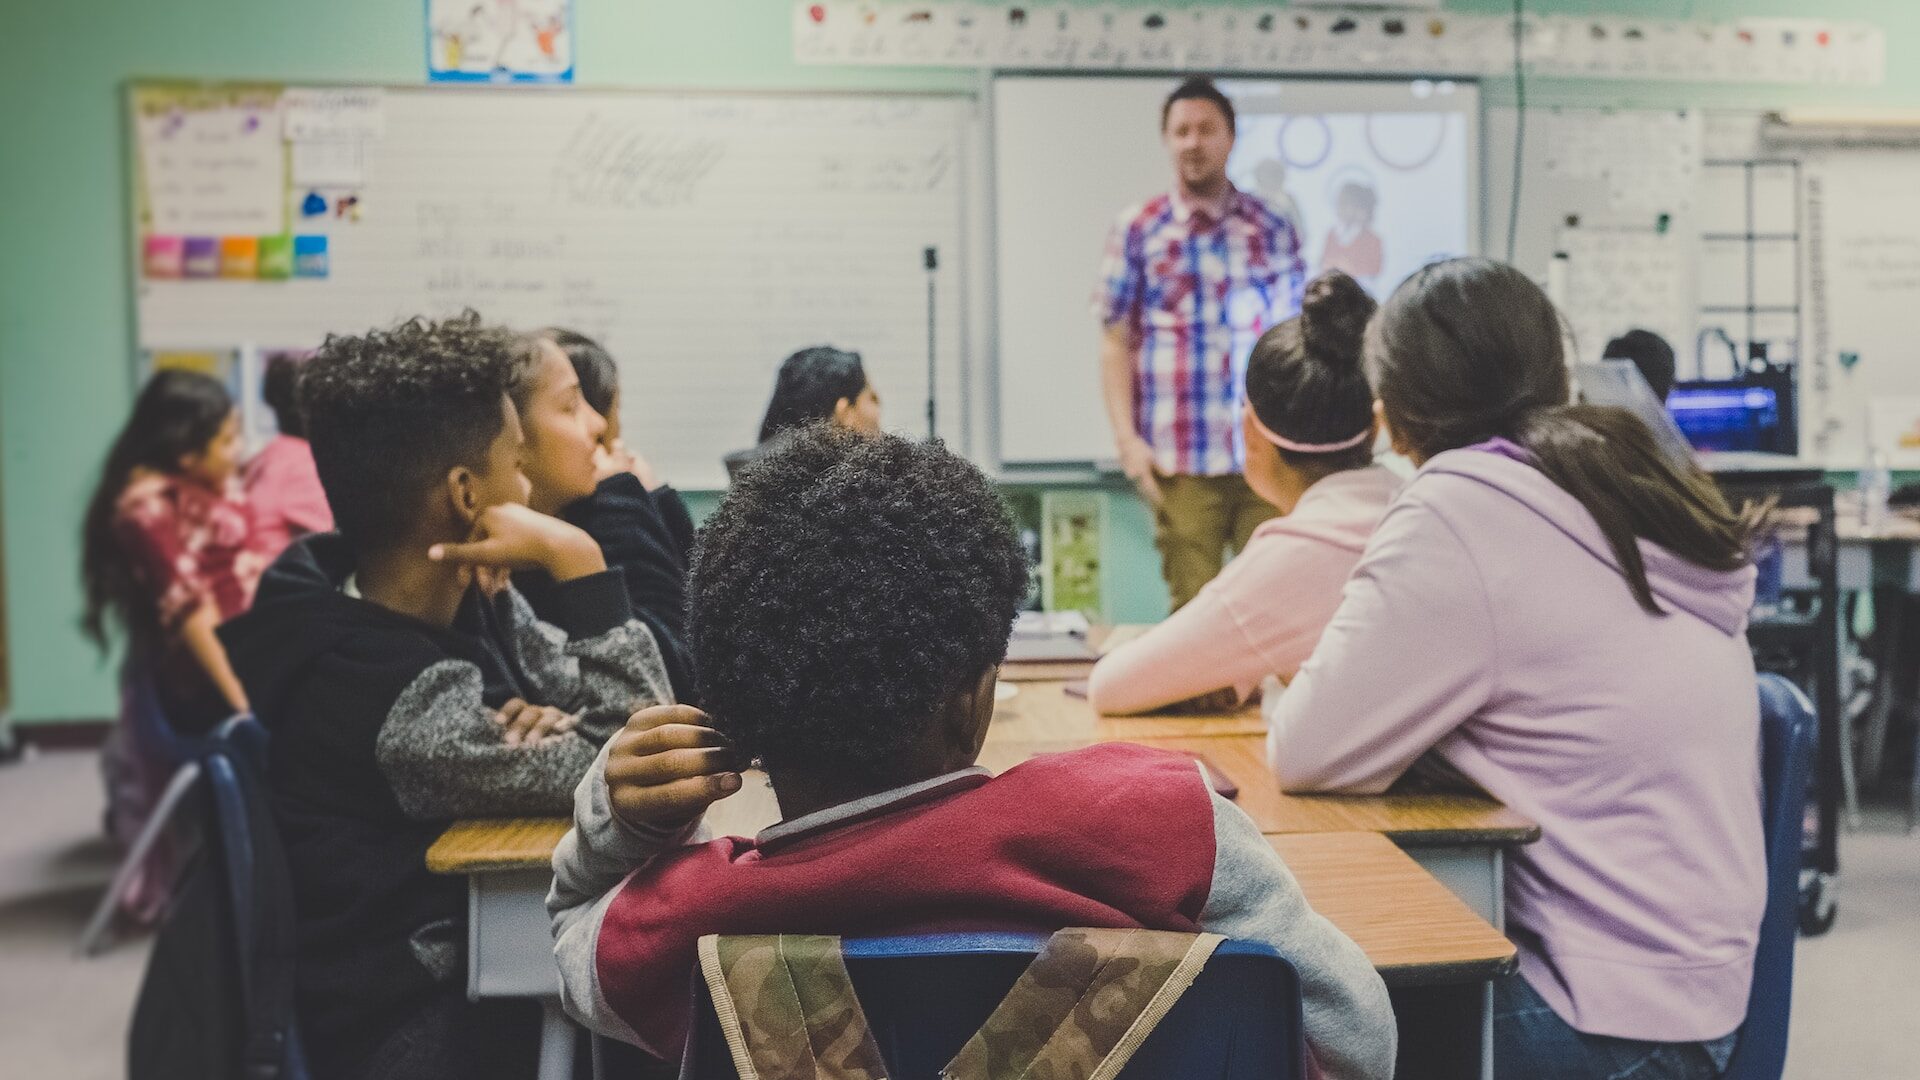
[1088,466,1400,714]
[1269,446,1765,1043]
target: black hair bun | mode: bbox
[1299,270,1376,371]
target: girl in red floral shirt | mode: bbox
[82,370,264,735]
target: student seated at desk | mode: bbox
[548,427,1395,1080]
[219,314,672,1080]
[1088,272,1400,714]
[511,328,698,702]
[245,352,334,562]
[83,370,260,735]
[1267,258,1764,1080]
[722,345,880,479]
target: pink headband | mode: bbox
[1249,411,1373,454]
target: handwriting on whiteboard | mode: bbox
[554,114,726,209]
[1559,229,1693,361]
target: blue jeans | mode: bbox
[1493,974,1737,1080]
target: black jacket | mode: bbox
[518,475,698,702]
[218,534,669,1078]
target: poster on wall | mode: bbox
[427,0,575,84]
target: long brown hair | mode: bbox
[81,370,235,649]
[1368,257,1749,614]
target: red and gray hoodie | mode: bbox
[547,741,1396,1080]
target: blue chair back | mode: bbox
[1724,673,1816,1080]
[680,932,1305,1080]
[204,717,310,1080]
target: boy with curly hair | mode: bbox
[548,427,1395,1079]
[219,313,672,1080]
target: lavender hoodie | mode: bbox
[1268,445,1765,1043]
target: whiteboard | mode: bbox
[133,86,973,491]
[1806,151,1920,466]
[994,76,1479,466]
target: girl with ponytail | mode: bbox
[1269,257,1765,1079]
[1089,271,1401,714]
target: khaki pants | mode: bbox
[1153,473,1279,611]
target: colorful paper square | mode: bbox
[182,237,219,278]
[258,235,293,280]
[293,235,329,278]
[143,235,184,279]
[219,236,259,278]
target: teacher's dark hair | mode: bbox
[1245,270,1377,476]
[756,346,868,444]
[1368,257,1749,614]
[1162,77,1235,134]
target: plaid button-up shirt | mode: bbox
[1094,186,1305,476]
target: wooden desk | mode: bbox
[988,679,1267,740]
[1271,832,1513,987]
[985,682,1538,925]
[431,820,1512,1080]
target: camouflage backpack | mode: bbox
[695,927,1226,1080]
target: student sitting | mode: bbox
[1089,272,1400,714]
[549,427,1394,1080]
[1267,258,1764,1080]
[514,329,697,702]
[245,353,334,561]
[218,314,672,1080]
[82,370,261,922]
[82,369,260,736]
[1604,328,1679,402]
[721,345,881,479]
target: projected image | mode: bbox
[1226,89,1473,298]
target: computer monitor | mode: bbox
[1667,380,1789,454]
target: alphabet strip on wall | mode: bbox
[792,3,1886,87]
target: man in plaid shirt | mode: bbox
[1095,77,1307,610]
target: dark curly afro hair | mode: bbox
[301,311,536,551]
[688,426,1029,785]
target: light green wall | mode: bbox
[4,1,1919,723]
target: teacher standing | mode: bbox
[1095,77,1307,610]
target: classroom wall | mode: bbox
[4,1,1919,724]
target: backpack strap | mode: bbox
[942,928,1225,1080]
[697,934,889,1080]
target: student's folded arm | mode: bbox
[1088,587,1268,715]
[1267,498,1496,794]
[548,738,704,1041]
[1199,787,1395,1080]
[374,659,601,820]
[508,572,674,741]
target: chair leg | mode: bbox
[1909,708,1919,835]
[75,761,202,958]
[536,998,576,1080]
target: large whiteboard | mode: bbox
[134,87,973,490]
[993,76,1479,466]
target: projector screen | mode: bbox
[994,76,1479,465]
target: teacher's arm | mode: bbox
[1099,323,1162,507]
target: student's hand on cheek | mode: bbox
[429,503,607,582]
[495,698,579,747]
[605,705,743,832]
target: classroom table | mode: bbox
[986,680,1540,927]
[425,662,1536,1079]
[427,820,1514,1080]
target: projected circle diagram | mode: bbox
[1275,115,1333,171]
[1364,113,1451,172]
